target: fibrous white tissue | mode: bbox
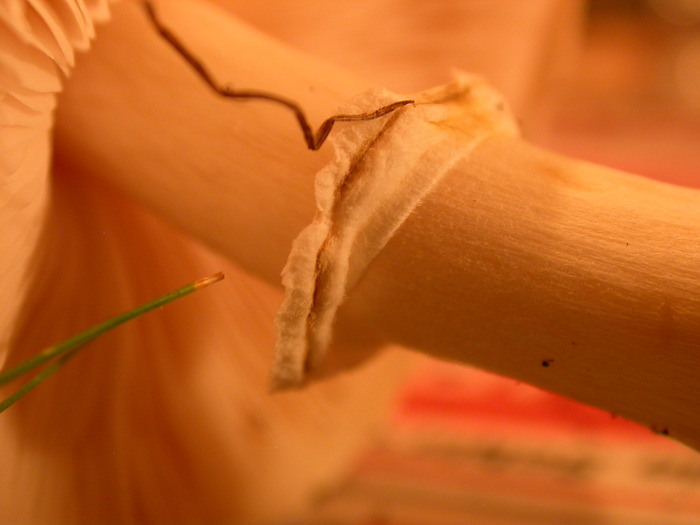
[272,72,519,389]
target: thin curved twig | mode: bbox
[142,1,415,150]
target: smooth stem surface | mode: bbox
[339,135,700,449]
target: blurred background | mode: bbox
[549,0,700,190]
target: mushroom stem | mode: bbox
[339,134,700,450]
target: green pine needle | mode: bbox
[0,272,224,413]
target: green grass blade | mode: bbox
[0,355,72,413]
[0,272,224,413]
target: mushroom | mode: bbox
[2,0,698,523]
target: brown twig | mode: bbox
[141,0,414,150]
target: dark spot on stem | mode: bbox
[651,424,670,436]
[541,359,554,368]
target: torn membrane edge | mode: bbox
[272,72,519,389]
